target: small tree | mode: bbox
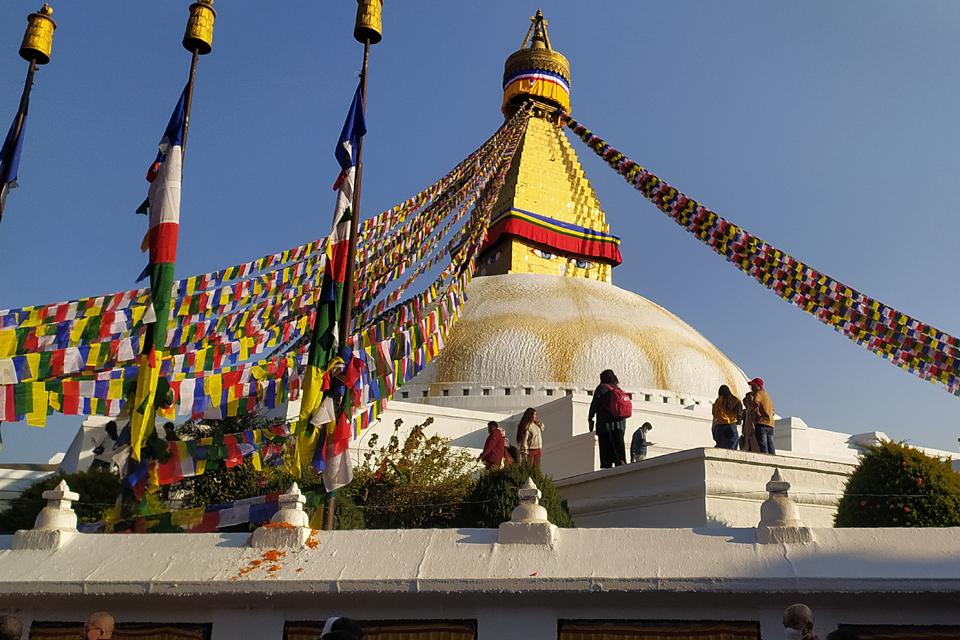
[0,469,121,534]
[349,417,478,529]
[458,462,574,528]
[835,441,960,527]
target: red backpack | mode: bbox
[606,384,632,420]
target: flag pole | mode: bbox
[126,1,216,482]
[0,4,56,224]
[323,0,383,531]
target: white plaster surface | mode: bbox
[1,525,959,595]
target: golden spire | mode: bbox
[502,10,570,117]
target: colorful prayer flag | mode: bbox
[296,81,366,491]
[129,87,187,461]
[0,109,26,221]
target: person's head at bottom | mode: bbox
[783,603,814,639]
[0,615,23,640]
[84,612,114,640]
[322,616,363,640]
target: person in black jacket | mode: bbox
[321,617,363,640]
[588,369,627,468]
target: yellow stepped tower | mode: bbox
[479,11,621,284]
[415,11,748,402]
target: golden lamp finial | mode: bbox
[20,3,57,65]
[183,0,216,55]
[502,10,570,117]
[354,0,383,45]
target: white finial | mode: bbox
[499,477,558,545]
[43,479,80,510]
[272,482,308,527]
[249,482,315,548]
[517,477,543,504]
[757,469,813,544]
[13,479,80,549]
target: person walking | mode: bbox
[630,422,653,462]
[589,369,629,468]
[478,421,506,470]
[749,377,776,454]
[740,390,761,452]
[517,407,545,468]
[711,385,742,450]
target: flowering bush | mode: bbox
[834,440,960,527]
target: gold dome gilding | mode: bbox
[19,4,56,65]
[429,274,750,400]
[354,0,383,45]
[502,10,571,116]
[183,0,216,55]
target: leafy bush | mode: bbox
[349,417,478,528]
[835,440,960,527]
[458,462,574,528]
[0,469,121,534]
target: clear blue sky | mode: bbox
[1,1,958,462]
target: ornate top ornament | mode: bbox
[20,3,57,65]
[502,9,571,117]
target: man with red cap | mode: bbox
[748,378,776,454]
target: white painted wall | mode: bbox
[557,448,854,528]
[3,524,960,640]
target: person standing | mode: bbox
[711,385,742,450]
[589,369,628,468]
[630,422,653,462]
[517,407,545,468]
[478,421,506,470]
[740,391,761,452]
[749,377,776,454]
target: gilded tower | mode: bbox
[478,10,621,284]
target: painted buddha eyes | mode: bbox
[486,251,502,265]
[531,248,592,270]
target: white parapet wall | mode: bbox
[1,521,959,640]
[557,447,854,528]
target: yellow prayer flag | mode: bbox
[21,310,42,328]
[171,506,205,528]
[87,343,102,367]
[25,352,40,379]
[0,329,16,358]
[206,373,222,411]
[69,318,88,344]
[26,382,48,427]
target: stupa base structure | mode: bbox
[2,474,960,640]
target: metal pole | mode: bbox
[181,49,200,158]
[0,59,37,223]
[324,38,371,532]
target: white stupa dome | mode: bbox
[420,274,748,399]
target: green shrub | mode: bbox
[834,441,960,527]
[0,469,121,534]
[458,462,574,528]
[349,417,478,529]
